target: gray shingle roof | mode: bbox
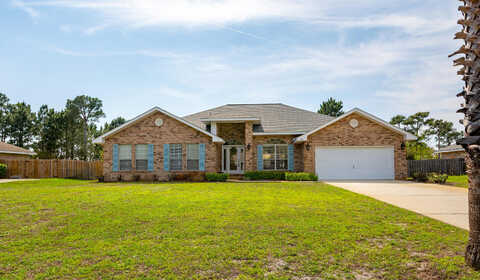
[183,103,334,134]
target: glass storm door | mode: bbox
[222,145,245,174]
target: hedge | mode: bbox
[285,172,318,181]
[244,171,285,181]
[206,173,229,182]
[0,164,7,179]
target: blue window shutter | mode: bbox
[112,144,119,172]
[288,144,294,171]
[257,145,263,171]
[199,144,206,171]
[163,144,170,171]
[148,144,154,171]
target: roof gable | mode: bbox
[294,108,417,143]
[93,107,225,144]
[0,142,36,156]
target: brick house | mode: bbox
[435,145,466,159]
[94,104,416,181]
[0,142,36,160]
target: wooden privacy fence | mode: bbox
[408,158,466,177]
[0,159,103,180]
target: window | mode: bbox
[206,124,211,132]
[135,144,148,171]
[170,144,183,171]
[263,144,288,170]
[187,144,200,170]
[263,145,275,170]
[119,145,132,171]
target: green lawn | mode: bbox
[447,175,469,188]
[0,179,477,279]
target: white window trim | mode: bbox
[170,143,183,171]
[119,144,132,171]
[263,144,289,171]
[186,144,200,171]
[135,144,149,171]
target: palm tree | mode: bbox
[451,0,480,269]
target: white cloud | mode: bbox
[51,47,185,59]
[12,0,39,18]
[16,0,456,37]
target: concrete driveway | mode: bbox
[325,180,469,230]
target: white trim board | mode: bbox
[93,107,225,144]
[434,149,465,154]
[253,132,305,136]
[294,108,417,143]
[0,150,36,156]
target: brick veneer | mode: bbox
[302,113,408,180]
[439,151,466,159]
[103,111,217,182]
[245,122,254,171]
[217,123,245,145]
[0,153,32,160]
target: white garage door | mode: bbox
[315,147,395,180]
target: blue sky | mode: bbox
[0,0,463,128]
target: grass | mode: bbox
[0,179,478,279]
[447,175,469,188]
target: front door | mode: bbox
[222,145,245,174]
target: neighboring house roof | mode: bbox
[294,108,417,143]
[93,107,225,144]
[184,103,335,134]
[0,142,36,156]
[435,145,465,154]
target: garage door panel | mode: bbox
[315,147,394,180]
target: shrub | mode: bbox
[244,171,286,181]
[168,172,206,182]
[412,172,428,182]
[285,172,318,181]
[427,173,449,184]
[206,173,229,182]
[0,164,6,179]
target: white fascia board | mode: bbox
[93,107,225,144]
[0,150,36,156]
[253,132,305,136]
[434,149,465,154]
[294,108,417,143]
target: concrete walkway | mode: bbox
[325,180,469,230]
[0,179,38,184]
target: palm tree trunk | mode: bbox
[452,0,480,269]
[466,155,480,268]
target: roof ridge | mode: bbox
[279,103,333,119]
[225,103,284,106]
[183,104,230,118]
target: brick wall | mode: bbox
[0,153,31,160]
[217,123,245,145]
[103,111,217,181]
[439,151,466,159]
[302,112,407,180]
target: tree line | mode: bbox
[318,98,462,160]
[0,92,126,160]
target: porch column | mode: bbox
[245,121,254,171]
